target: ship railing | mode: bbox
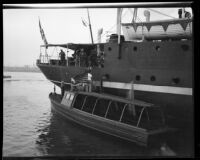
[38,54,51,64]
[49,79,85,87]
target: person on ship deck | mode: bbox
[59,49,66,66]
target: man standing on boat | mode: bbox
[70,78,76,91]
[87,70,92,92]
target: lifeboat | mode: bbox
[122,18,192,41]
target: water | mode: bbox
[3,72,193,157]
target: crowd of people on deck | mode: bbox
[58,47,104,68]
[72,47,104,68]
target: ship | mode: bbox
[36,6,193,129]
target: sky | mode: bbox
[3,4,192,67]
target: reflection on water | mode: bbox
[35,110,150,157]
[3,72,193,157]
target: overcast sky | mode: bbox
[3,4,192,67]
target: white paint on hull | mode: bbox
[93,81,193,96]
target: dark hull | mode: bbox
[38,64,193,128]
[49,93,171,147]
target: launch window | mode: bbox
[121,104,142,126]
[93,99,110,117]
[70,94,74,101]
[82,96,97,113]
[66,93,70,99]
[73,94,87,110]
[106,101,125,121]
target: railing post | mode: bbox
[136,106,146,127]
[92,98,99,114]
[104,101,112,118]
[81,96,88,110]
[119,104,127,122]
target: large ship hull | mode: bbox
[37,63,193,129]
[37,38,193,129]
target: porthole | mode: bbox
[133,46,137,51]
[155,46,160,51]
[172,77,180,84]
[150,76,156,81]
[181,44,189,51]
[108,47,112,51]
[135,75,141,81]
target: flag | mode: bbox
[81,18,88,27]
[39,18,48,47]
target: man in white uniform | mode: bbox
[87,72,92,92]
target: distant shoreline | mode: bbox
[4,70,41,73]
[4,66,41,73]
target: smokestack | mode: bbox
[144,10,150,22]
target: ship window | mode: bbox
[70,94,74,101]
[172,77,180,84]
[93,99,110,117]
[106,101,125,121]
[82,96,97,113]
[66,93,70,99]
[73,94,87,110]
[133,46,137,51]
[135,75,141,81]
[150,76,156,81]
[108,47,112,51]
[121,104,142,126]
[155,46,160,51]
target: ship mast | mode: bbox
[116,8,123,44]
[87,8,94,44]
[116,8,123,59]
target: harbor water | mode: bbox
[3,72,193,157]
